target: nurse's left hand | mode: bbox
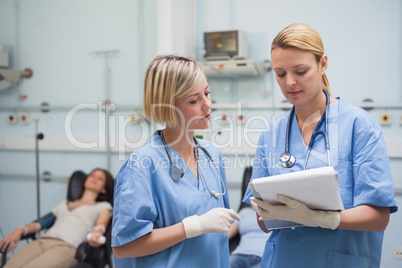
[250,195,340,230]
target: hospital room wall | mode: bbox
[0,0,159,253]
[197,0,402,194]
[0,0,401,266]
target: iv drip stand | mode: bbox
[92,50,119,171]
[35,119,44,219]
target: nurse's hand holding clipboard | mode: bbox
[250,195,340,230]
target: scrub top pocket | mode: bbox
[327,251,369,268]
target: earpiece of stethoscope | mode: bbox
[210,191,221,198]
[280,152,295,168]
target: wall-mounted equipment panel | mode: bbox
[204,30,247,60]
[199,59,266,77]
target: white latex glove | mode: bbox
[182,208,241,238]
[250,195,340,230]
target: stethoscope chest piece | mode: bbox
[280,152,295,168]
[170,165,184,181]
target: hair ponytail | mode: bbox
[322,74,331,95]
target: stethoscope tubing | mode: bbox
[160,130,226,197]
[281,89,331,170]
[193,143,227,198]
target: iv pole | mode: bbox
[35,119,44,219]
[92,50,119,171]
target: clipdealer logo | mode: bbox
[63,101,338,167]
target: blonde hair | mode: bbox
[143,55,203,127]
[271,23,331,95]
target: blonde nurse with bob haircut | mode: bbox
[112,54,240,267]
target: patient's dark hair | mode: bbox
[83,168,114,206]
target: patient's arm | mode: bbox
[228,222,239,240]
[0,222,41,254]
[88,208,112,248]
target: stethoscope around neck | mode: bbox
[280,89,331,170]
[160,130,227,198]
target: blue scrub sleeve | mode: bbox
[112,158,158,247]
[243,133,270,204]
[352,124,398,213]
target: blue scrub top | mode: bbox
[112,131,231,268]
[243,99,398,268]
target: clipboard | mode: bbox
[249,166,344,229]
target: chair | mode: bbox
[228,166,253,253]
[70,171,113,268]
[0,233,36,268]
[0,171,113,268]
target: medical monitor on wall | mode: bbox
[204,30,247,60]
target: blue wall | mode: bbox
[0,0,401,267]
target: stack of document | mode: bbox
[249,166,344,229]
